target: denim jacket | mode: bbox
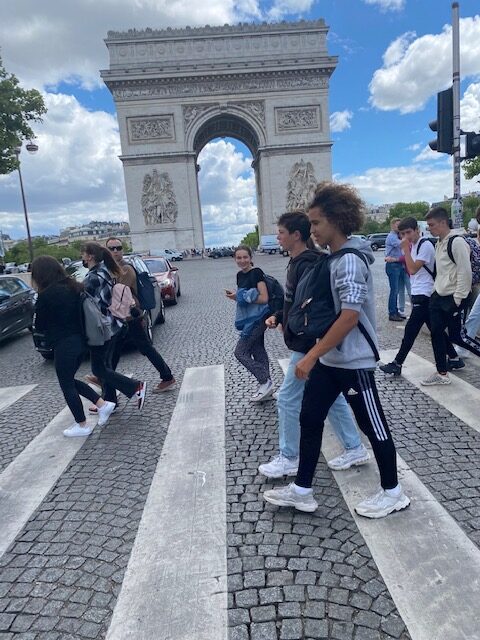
[234,287,269,337]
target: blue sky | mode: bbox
[1,0,479,246]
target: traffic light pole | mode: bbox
[451,2,463,228]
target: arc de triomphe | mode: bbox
[101,20,337,252]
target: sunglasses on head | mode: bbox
[108,245,123,251]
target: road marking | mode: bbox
[278,357,480,640]
[0,402,96,559]
[106,365,227,640]
[381,349,480,436]
[0,384,37,413]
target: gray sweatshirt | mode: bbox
[320,237,378,371]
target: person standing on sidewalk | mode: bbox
[101,238,175,396]
[32,256,116,437]
[380,217,463,376]
[227,245,273,402]
[264,182,410,519]
[259,211,369,479]
[421,207,478,386]
[385,218,406,322]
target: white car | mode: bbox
[155,248,183,261]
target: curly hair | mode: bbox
[308,181,365,236]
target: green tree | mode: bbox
[387,201,430,222]
[240,225,259,249]
[0,56,46,174]
[462,194,480,226]
[463,157,480,181]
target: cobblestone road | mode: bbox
[0,252,479,639]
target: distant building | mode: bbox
[58,221,130,245]
[365,204,396,222]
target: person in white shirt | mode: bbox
[380,217,462,377]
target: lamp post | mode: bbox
[14,141,38,265]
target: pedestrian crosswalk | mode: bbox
[0,383,36,413]
[1,354,480,640]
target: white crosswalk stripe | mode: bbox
[0,384,37,413]
[279,356,480,640]
[105,365,227,640]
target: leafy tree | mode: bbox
[387,201,430,222]
[0,56,46,174]
[240,225,259,249]
[5,238,132,265]
[462,194,480,226]
[360,219,389,235]
[463,157,480,181]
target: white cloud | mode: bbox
[363,0,405,12]
[0,0,313,89]
[461,82,480,132]
[340,163,479,205]
[407,143,421,151]
[413,145,445,163]
[330,110,353,133]
[198,140,258,247]
[369,16,480,113]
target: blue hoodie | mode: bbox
[234,287,270,337]
[320,237,378,370]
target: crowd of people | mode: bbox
[226,182,480,519]
[32,237,176,438]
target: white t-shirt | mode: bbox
[410,238,435,296]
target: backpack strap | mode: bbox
[417,238,436,279]
[446,235,466,264]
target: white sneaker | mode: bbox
[251,379,273,403]
[263,483,318,513]
[327,444,370,471]
[97,401,117,427]
[259,454,299,478]
[421,371,451,386]
[63,423,94,438]
[355,488,410,519]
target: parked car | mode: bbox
[367,233,389,251]
[208,246,234,259]
[154,248,183,261]
[0,275,36,344]
[259,235,281,254]
[5,262,19,274]
[143,256,181,305]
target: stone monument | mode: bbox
[101,20,338,252]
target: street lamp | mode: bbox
[14,141,38,265]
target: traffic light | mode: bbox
[464,131,480,159]
[428,87,453,154]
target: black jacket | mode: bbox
[275,249,322,353]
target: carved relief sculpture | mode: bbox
[128,115,175,142]
[141,170,178,225]
[286,160,318,212]
[276,107,319,132]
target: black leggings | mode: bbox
[90,336,140,400]
[54,334,100,424]
[234,319,270,384]
[296,362,398,490]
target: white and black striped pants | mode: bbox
[296,362,398,490]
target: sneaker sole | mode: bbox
[152,386,176,394]
[258,467,298,479]
[355,496,411,519]
[137,382,147,410]
[328,455,370,471]
[263,494,317,512]
[420,379,451,386]
[251,390,274,403]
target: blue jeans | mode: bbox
[277,351,361,458]
[398,270,411,313]
[386,262,404,316]
[465,292,480,339]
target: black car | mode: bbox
[0,275,36,343]
[367,233,389,251]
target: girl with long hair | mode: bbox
[80,242,147,410]
[226,245,273,402]
[32,256,116,437]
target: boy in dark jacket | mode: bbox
[259,212,368,479]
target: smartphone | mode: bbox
[225,289,233,295]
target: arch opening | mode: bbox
[193,114,260,158]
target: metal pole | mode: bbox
[451,2,463,228]
[15,152,34,264]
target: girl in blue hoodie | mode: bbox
[226,245,273,402]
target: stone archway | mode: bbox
[101,20,337,252]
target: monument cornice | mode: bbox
[105,68,334,101]
[106,19,328,41]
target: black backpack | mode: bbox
[287,248,379,360]
[417,237,436,278]
[263,273,285,314]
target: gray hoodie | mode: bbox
[320,237,378,370]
